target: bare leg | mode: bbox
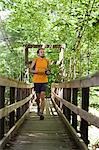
[40,91,46,113]
[36,93,40,104]
[35,93,40,114]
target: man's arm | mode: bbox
[30,60,37,74]
[45,59,51,75]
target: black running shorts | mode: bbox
[34,83,47,93]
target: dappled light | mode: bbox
[0,0,99,150]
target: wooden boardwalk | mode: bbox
[4,99,80,150]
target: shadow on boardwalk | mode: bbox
[4,99,80,150]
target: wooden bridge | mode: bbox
[0,0,99,146]
[0,72,99,150]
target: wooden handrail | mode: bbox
[52,72,99,88]
[52,92,99,128]
[0,77,33,88]
[0,77,34,148]
[0,94,33,119]
[51,72,99,146]
[51,96,88,150]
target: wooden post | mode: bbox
[25,47,28,66]
[63,88,67,117]
[25,89,27,112]
[55,88,60,107]
[21,89,24,115]
[72,88,78,131]
[80,87,89,145]
[9,87,15,129]
[16,88,21,121]
[66,88,71,123]
[20,89,22,117]
[63,88,71,123]
[0,86,5,140]
[22,88,27,114]
[27,89,29,110]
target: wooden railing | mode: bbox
[0,77,33,149]
[51,72,99,149]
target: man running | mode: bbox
[30,48,50,120]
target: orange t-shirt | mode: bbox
[32,57,49,83]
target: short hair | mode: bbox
[37,48,44,54]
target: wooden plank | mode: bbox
[51,97,88,150]
[0,94,33,119]
[52,72,99,88]
[63,88,67,117]
[80,88,89,145]
[0,108,29,149]
[66,88,71,122]
[16,88,21,121]
[0,86,5,140]
[9,87,15,129]
[52,92,99,128]
[0,77,33,89]
[25,47,28,65]
[2,102,81,150]
[72,88,78,131]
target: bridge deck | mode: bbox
[4,99,80,150]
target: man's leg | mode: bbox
[39,83,47,120]
[40,91,46,114]
[39,91,45,120]
[36,93,40,115]
[34,83,41,115]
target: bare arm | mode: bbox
[45,59,51,75]
[30,60,37,74]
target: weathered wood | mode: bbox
[0,86,5,140]
[16,88,21,121]
[21,89,26,115]
[63,88,71,123]
[54,88,60,107]
[52,72,99,88]
[66,88,71,122]
[63,88,67,117]
[24,44,65,66]
[9,87,15,129]
[20,89,23,117]
[80,88,89,145]
[25,89,29,111]
[0,77,33,89]
[0,108,29,149]
[0,77,34,148]
[1,99,86,150]
[52,92,99,128]
[51,97,87,150]
[25,47,28,65]
[0,94,33,119]
[72,88,78,131]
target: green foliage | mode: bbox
[0,0,98,81]
[89,87,99,110]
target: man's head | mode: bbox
[37,48,45,58]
